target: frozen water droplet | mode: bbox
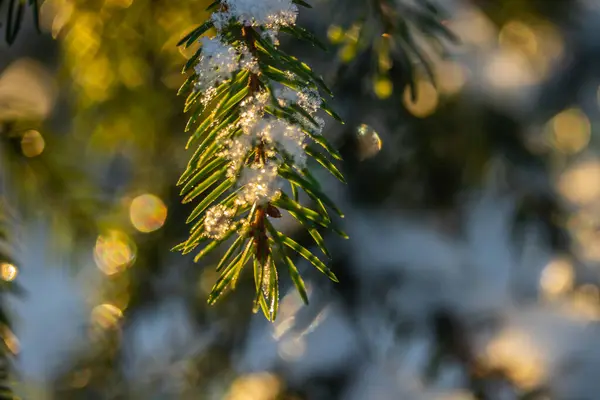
[356,124,382,160]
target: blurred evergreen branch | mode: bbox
[1,0,40,45]
[330,0,458,100]
[0,125,20,400]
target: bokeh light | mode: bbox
[94,230,136,275]
[403,80,439,118]
[485,328,545,390]
[487,19,563,89]
[0,59,58,121]
[273,316,296,341]
[449,8,496,49]
[91,303,123,330]
[566,209,600,262]
[337,23,361,63]
[339,44,357,63]
[327,25,344,44]
[225,373,282,400]
[557,160,600,206]
[485,49,536,88]
[540,257,574,299]
[39,0,75,39]
[1,262,18,282]
[278,336,306,361]
[548,108,591,154]
[1,326,20,355]
[567,284,600,321]
[129,194,168,233]
[356,124,382,160]
[374,76,393,99]
[436,61,468,96]
[20,130,46,158]
[499,20,538,57]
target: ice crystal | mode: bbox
[192,39,258,105]
[239,45,260,74]
[275,86,321,128]
[236,163,281,205]
[261,29,280,45]
[194,37,239,94]
[203,205,236,239]
[297,87,322,115]
[252,118,307,167]
[240,92,270,135]
[214,0,298,30]
[275,87,299,107]
[221,134,252,177]
[210,11,231,31]
[314,116,326,134]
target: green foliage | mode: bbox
[175,0,346,321]
[1,0,40,45]
[331,0,458,100]
[391,0,458,99]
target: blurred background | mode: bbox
[2,0,600,398]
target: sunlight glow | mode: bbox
[540,257,574,299]
[374,76,393,99]
[548,108,591,154]
[487,19,563,89]
[499,20,538,57]
[1,263,18,282]
[485,328,545,390]
[403,80,439,118]
[278,336,306,361]
[436,61,468,96]
[94,230,136,275]
[327,25,344,44]
[557,161,600,206]
[566,284,600,321]
[226,373,282,400]
[129,194,168,233]
[1,326,20,355]
[21,130,46,158]
[356,124,382,160]
[91,303,123,329]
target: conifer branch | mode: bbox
[175,0,346,321]
[332,0,458,100]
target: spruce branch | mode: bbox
[175,0,346,321]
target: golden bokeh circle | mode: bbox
[129,194,168,233]
[94,230,136,275]
[549,108,591,154]
[403,80,439,118]
[1,263,18,282]
[91,303,123,329]
[20,130,45,158]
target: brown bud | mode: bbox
[265,204,281,218]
